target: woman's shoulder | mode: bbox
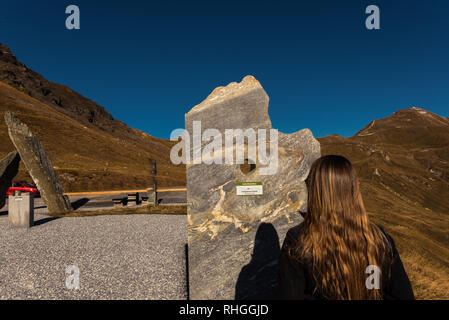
[373,223,399,257]
[283,223,305,248]
[286,223,304,236]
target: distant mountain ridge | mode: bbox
[355,107,449,138]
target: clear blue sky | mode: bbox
[1,0,448,139]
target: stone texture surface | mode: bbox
[186,76,321,299]
[4,111,72,214]
[0,151,20,209]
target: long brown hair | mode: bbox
[291,155,391,300]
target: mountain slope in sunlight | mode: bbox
[319,107,449,299]
[0,44,185,191]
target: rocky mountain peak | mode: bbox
[0,43,130,137]
[355,107,449,138]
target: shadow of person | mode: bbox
[235,222,280,300]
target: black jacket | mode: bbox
[278,223,415,300]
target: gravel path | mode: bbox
[0,213,187,299]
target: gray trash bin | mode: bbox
[8,191,34,228]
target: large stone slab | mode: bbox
[4,111,72,214]
[186,76,320,299]
[0,151,20,209]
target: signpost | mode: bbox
[149,159,158,205]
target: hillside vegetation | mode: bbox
[319,107,449,299]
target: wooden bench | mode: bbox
[112,197,127,208]
[127,193,140,205]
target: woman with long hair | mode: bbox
[278,155,414,300]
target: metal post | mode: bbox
[149,159,158,205]
[153,179,158,206]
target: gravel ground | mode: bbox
[0,213,187,299]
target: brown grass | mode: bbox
[319,116,449,300]
[0,81,186,191]
[47,204,187,217]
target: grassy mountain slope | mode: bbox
[0,45,185,191]
[319,107,449,299]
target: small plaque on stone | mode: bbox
[236,182,263,196]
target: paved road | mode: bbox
[0,213,187,299]
[0,188,187,214]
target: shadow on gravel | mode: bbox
[235,223,281,300]
[185,243,190,300]
[71,198,89,210]
[34,216,60,226]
